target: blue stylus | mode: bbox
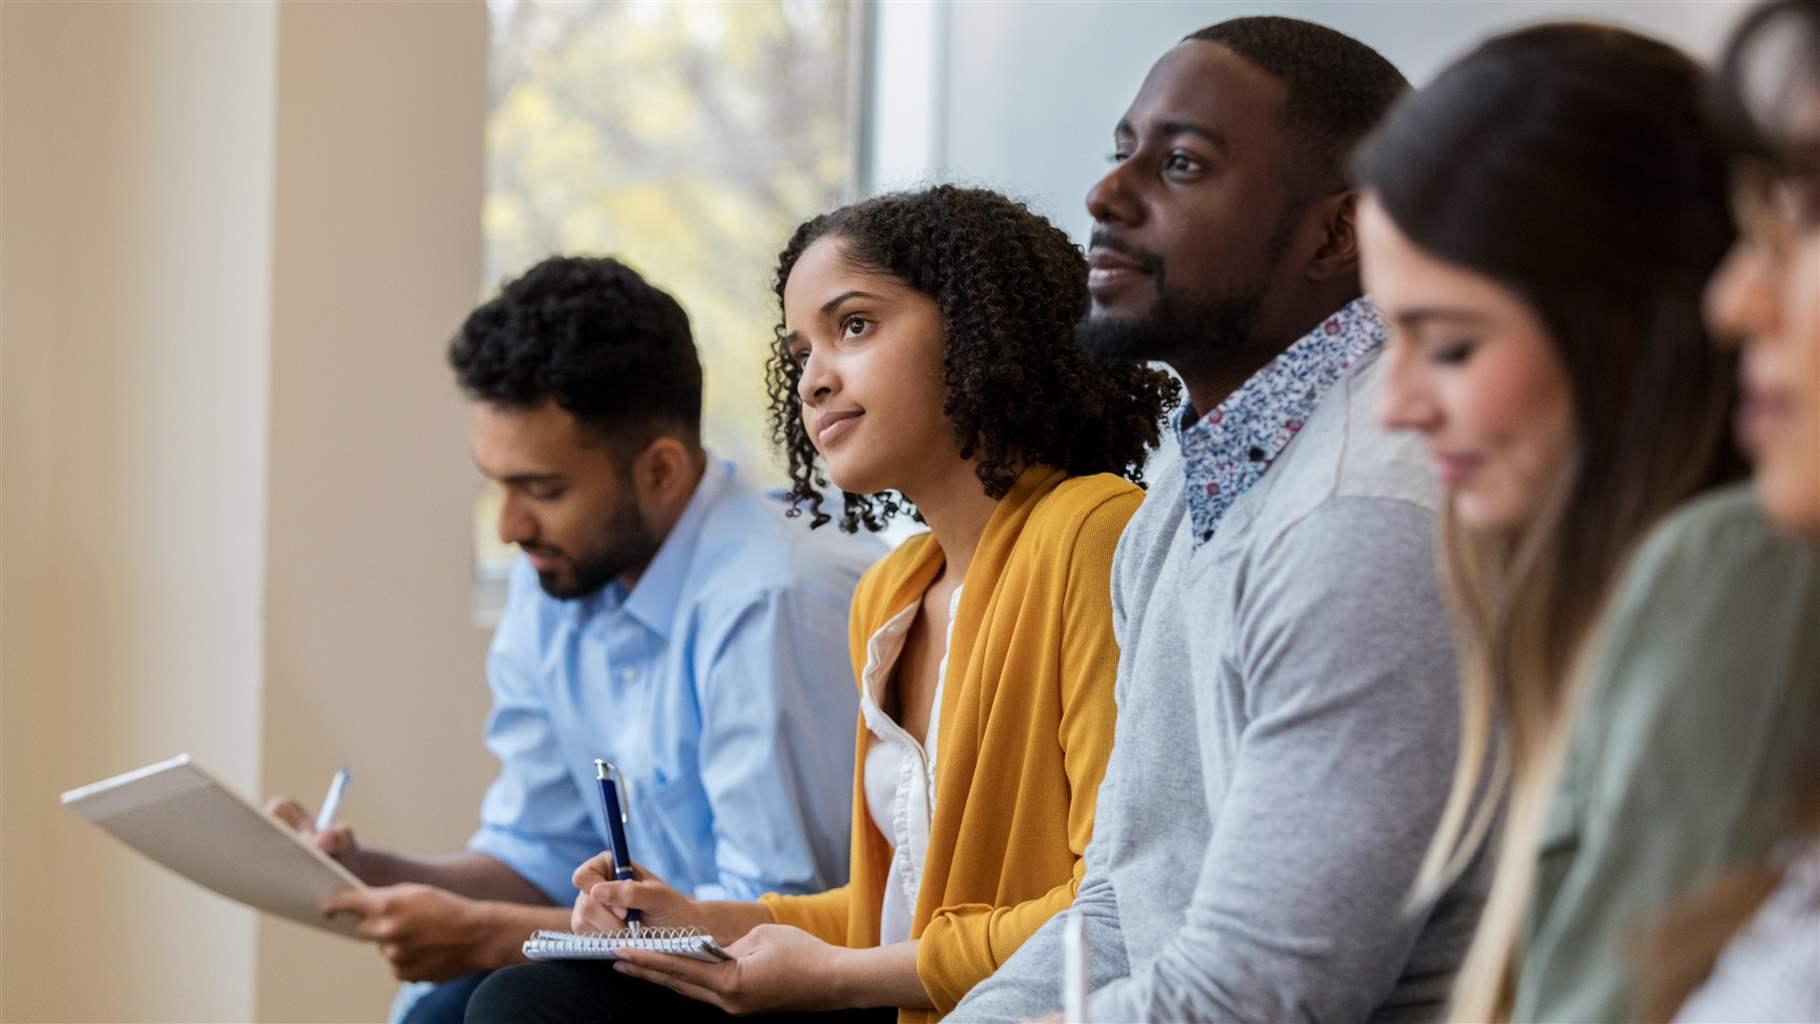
[594,759,639,934]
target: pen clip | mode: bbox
[594,759,629,825]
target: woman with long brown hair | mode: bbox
[1352,23,1747,1022]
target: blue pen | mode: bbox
[594,759,640,934]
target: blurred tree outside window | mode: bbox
[473,0,860,621]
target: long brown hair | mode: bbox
[1642,3,1820,1018]
[1353,24,1747,1020]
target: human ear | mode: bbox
[1307,190,1362,283]
[632,435,694,508]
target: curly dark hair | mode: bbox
[766,185,1180,532]
[449,255,702,454]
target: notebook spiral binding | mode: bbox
[559,927,710,941]
[522,927,733,962]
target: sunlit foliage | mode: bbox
[485,0,855,482]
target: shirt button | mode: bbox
[619,667,637,683]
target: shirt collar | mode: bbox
[587,455,732,638]
[1176,297,1386,547]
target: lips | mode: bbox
[815,409,863,447]
[1087,248,1146,273]
[1086,237,1156,297]
[1431,451,1484,487]
[1736,385,1795,452]
[524,548,565,572]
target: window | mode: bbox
[474,0,861,620]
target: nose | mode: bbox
[1704,240,1779,351]
[1086,156,1143,228]
[796,347,837,406]
[1376,342,1443,435]
[496,489,536,547]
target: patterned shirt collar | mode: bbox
[1176,296,1386,547]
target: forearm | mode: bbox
[698,899,775,946]
[472,902,574,968]
[346,848,552,905]
[831,941,934,1011]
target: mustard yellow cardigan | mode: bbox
[759,465,1135,1021]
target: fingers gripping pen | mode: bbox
[594,759,640,935]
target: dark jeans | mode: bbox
[465,960,898,1024]
[402,973,493,1024]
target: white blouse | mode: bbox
[858,586,963,945]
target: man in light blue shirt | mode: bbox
[268,256,878,1024]
[470,458,869,905]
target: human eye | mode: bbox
[524,480,566,501]
[1429,338,1479,366]
[840,314,873,339]
[1166,150,1197,170]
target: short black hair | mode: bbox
[768,186,1178,532]
[449,255,703,453]
[1186,16,1408,191]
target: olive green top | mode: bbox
[1514,484,1820,1023]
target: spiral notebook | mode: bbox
[523,927,734,963]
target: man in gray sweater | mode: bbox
[953,18,1486,1023]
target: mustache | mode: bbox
[1088,230,1164,274]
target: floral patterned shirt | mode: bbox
[1177,297,1387,547]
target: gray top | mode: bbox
[1674,844,1820,1024]
[953,349,1485,1023]
[1514,485,1820,1023]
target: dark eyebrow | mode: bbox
[472,454,563,487]
[1393,308,1491,330]
[1115,117,1228,152]
[780,290,887,348]
[1156,120,1228,151]
[821,289,883,315]
[497,472,564,487]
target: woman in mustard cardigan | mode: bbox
[464,186,1176,1024]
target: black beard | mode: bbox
[1076,284,1267,369]
[533,496,661,601]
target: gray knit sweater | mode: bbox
[952,349,1487,1023]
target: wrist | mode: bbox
[468,900,540,970]
[700,899,773,946]
[340,845,406,887]
[336,846,379,884]
[821,943,865,1011]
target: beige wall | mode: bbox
[0,2,277,1020]
[256,2,493,1019]
[1,2,491,1021]
[1,2,10,1009]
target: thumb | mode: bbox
[590,877,676,912]
[321,885,377,918]
[313,824,356,857]
[266,797,315,834]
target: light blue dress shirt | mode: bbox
[467,457,879,902]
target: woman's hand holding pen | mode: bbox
[569,852,773,945]
[570,853,701,933]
